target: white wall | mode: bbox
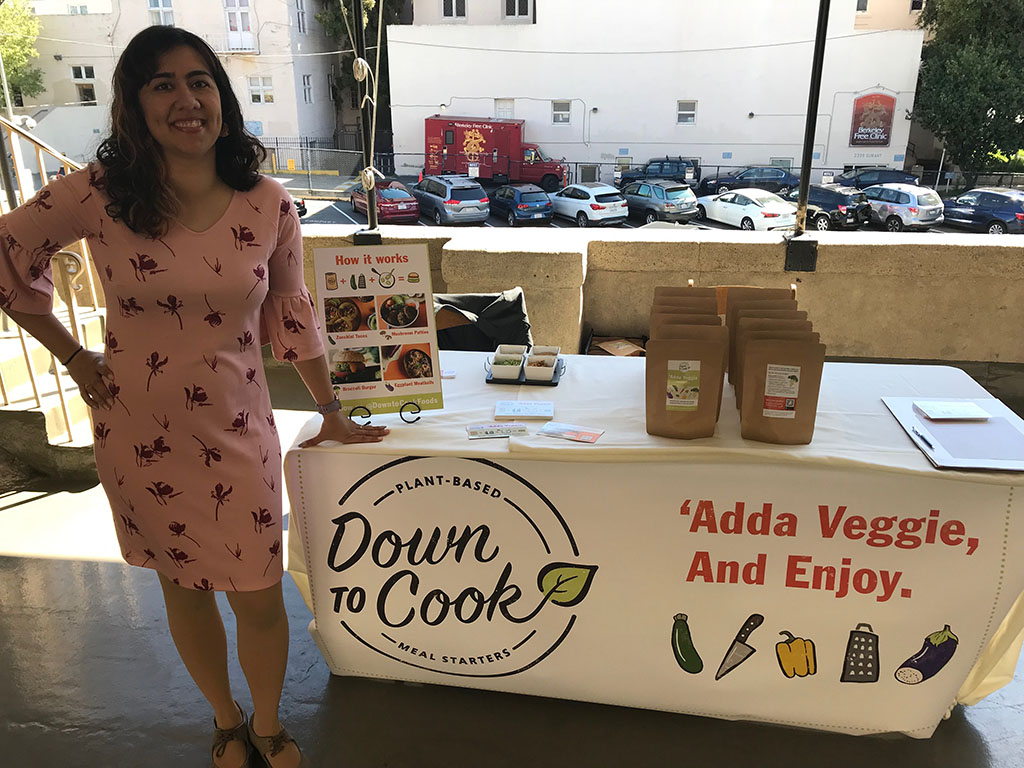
[389,0,923,181]
[412,0,533,26]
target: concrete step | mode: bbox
[0,308,105,393]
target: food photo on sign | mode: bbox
[330,347,382,385]
[382,344,435,382]
[378,293,428,330]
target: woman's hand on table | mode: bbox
[299,411,390,447]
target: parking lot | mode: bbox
[298,196,966,235]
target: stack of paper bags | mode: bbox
[645,285,728,439]
[723,286,825,445]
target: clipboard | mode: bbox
[882,397,1024,471]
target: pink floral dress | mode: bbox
[0,164,323,591]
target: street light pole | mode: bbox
[793,0,832,237]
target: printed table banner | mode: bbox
[286,451,1024,738]
[850,93,896,147]
[313,244,442,416]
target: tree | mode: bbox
[914,0,1024,182]
[315,0,401,139]
[0,0,44,108]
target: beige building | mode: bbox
[854,0,924,30]
[20,0,338,165]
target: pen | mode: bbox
[911,426,934,450]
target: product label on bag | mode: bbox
[763,363,800,418]
[667,360,700,412]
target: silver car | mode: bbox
[621,179,698,224]
[863,183,944,232]
[411,175,489,225]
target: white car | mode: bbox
[695,189,797,231]
[551,182,628,227]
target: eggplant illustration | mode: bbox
[671,613,703,674]
[894,624,958,685]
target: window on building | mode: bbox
[856,0,868,11]
[296,0,307,34]
[76,83,97,105]
[442,0,466,19]
[504,0,530,18]
[69,5,88,14]
[149,0,174,26]
[769,157,793,171]
[71,65,95,80]
[552,100,571,124]
[910,0,923,9]
[302,74,313,104]
[248,76,274,104]
[677,100,697,124]
[495,98,514,119]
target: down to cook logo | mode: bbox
[325,456,598,677]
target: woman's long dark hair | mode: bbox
[97,26,267,238]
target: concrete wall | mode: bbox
[389,0,923,181]
[298,226,1024,364]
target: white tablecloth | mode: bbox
[284,351,1024,726]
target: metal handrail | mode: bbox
[0,114,93,443]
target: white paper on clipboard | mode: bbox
[882,396,1024,471]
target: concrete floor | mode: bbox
[2,368,1023,767]
[1,552,1023,768]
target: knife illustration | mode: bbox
[715,613,765,680]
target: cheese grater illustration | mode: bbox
[841,623,880,683]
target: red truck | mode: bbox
[424,115,567,192]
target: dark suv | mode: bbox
[782,184,871,230]
[942,187,1024,234]
[834,167,919,189]
[616,156,701,188]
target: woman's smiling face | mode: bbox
[137,45,224,164]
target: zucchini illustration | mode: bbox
[671,613,703,674]
[894,624,958,685]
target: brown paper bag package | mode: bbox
[654,286,717,301]
[734,330,820,408]
[651,297,719,315]
[740,339,826,445]
[650,313,722,337]
[731,317,813,381]
[646,329,728,439]
[723,286,795,327]
[654,325,729,419]
[727,298,799,330]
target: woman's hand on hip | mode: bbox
[299,412,390,447]
[67,350,115,410]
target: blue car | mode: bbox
[699,166,801,196]
[942,187,1024,235]
[489,184,553,226]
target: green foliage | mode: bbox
[0,0,45,107]
[315,0,399,97]
[915,0,1024,174]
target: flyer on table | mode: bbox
[313,244,443,415]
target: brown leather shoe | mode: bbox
[246,713,310,767]
[211,701,254,768]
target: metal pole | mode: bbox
[793,0,832,236]
[936,145,946,191]
[350,0,378,236]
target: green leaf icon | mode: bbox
[536,562,599,608]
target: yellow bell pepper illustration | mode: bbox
[776,631,817,678]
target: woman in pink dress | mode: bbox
[0,26,388,768]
